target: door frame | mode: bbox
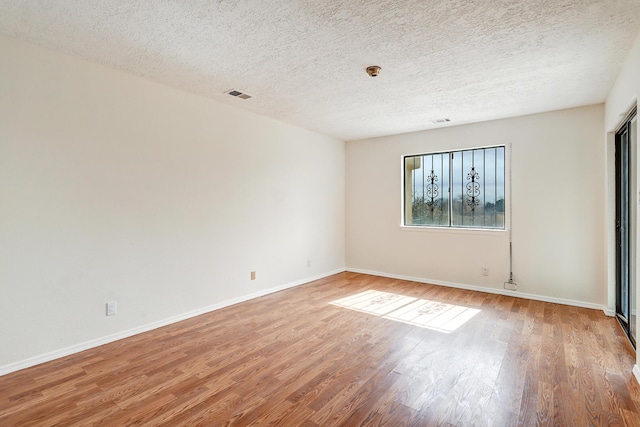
[615,107,637,348]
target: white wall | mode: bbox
[346,105,605,307]
[604,30,640,379]
[605,32,640,131]
[0,35,345,372]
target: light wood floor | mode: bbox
[1,272,639,426]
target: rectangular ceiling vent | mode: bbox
[225,89,252,100]
[432,118,451,124]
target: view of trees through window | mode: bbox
[404,146,505,229]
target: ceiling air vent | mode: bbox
[432,118,451,124]
[225,89,252,100]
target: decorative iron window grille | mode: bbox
[425,170,439,212]
[404,146,505,229]
[466,166,480,210]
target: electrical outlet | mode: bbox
[106,301,117,316]
[504,282,517,291]
[307,260,311,268]
[482,267,489,276]
[250,271,256,280]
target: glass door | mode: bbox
[616,109,637,348]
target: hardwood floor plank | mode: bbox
[0,272,639,426]
[373,401,417,426]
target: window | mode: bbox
[404,146,505,229]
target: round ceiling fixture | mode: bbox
[366,66,381,77]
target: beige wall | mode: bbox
[346,105,605,307]
[0,35,345,371]
[605,32,640,132]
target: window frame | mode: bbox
[401,145,509,232]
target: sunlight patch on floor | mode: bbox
[330,290,480,333]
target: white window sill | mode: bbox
[400,225,508,236]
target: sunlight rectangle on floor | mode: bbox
[330,290,480,333]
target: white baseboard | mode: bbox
[0,268,345,377]
[346,268,610,315]
[634,365,640,385]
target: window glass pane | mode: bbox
[404,153,449,226]
[496,146,505,227]
[451,147,504,229]
[451,151,463,226]
[630,115,637,343]
[484,148,496,226]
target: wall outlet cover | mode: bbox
[106,301,117,316]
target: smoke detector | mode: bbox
[366,66,381,77]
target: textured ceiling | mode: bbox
[1,1,639,141]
